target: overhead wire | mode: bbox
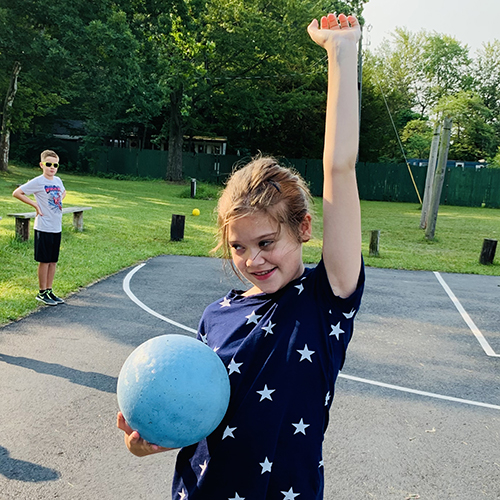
[375,78,423,204]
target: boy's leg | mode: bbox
[45,263,64,303]
[35,230,61,305]
[46,262,57,290]
[37,262,50,290]
[35,263,57,305]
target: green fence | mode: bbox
[95,148,500,208]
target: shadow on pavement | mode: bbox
[0,353,117,393]
[0,446,60,482]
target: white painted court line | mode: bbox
[434,271,499,358]
[124,262,500,411]
[339,374,500,410]
[123,263,197,334]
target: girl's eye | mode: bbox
[259,240,273,249]
[231,244,243,252]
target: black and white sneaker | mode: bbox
[36,291,58,306]
[47,289,65,304]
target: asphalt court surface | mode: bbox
[1,255,499,499]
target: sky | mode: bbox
[361,0,500,54]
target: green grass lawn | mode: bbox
[1,164,499,326]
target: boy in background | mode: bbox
[13,149,66,306]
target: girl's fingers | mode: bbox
[338,13,349,28]
[327,13,339,30]
[347,15,359,28]
[117,411,134,434]
[317,13,358,32]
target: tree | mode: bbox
[433,90,496,161]
[401,119,432,159]
[0,61,21,171]
[361,27,474,162]
[153,0,368,178]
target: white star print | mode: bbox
[297,344,315,362]
[295,283,304,294]
[262,320,276,336]
[245,310,262,325]
[343,308,356,319]
[319,459,324,468]
[330,322,344,340]
[228,358,243,375]
[214,346,220,352]
[292,418,309,435]
[200,333,208,344]
[178,488,187,499]
[281,487,300,499]
[256,384,275,401]
[199,460,208,475]
[219,297,231,308]
[223,426,237,439]
[324,391,331,406]
[260,457,273,474]
[229,493,245,500]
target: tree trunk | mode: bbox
[0,61,22,172]
[166,87,183,181]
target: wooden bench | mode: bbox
[7,207,92,241]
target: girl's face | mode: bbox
[227,211,311,296]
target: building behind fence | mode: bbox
[95,148,500,209]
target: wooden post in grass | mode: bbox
[420,122,441,229]
[369,230,380,257]
[425,116,452,241]
[170,214,185,241]
[15,218,30,241]
[479,239,497,265]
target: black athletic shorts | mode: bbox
[34,230,61,263]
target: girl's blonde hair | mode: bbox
[214,155,312,261]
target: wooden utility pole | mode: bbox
[420,122,441,229]
[0,61,21,172]
[425,116,453,241]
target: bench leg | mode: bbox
[15,218,30,241]
[73,211,84,231]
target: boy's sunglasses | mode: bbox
[42,162,59,168]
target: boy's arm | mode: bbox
[12,187,43,216]
[307,13,362,298]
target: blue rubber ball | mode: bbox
[117,334,230,448]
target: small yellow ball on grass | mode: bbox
[192,208,200,216]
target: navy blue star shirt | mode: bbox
[172,258,365,499]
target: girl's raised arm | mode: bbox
[307,13,362,298]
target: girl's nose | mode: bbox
[246,248,264,267]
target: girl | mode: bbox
[118,13,364,499]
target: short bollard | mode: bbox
[191,178,197,198]
[479,238,497,265]
[171,214,185,241]
[369,230,380,257]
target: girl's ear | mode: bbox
[299,213,312,243]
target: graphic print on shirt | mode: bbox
[44,185,63,211]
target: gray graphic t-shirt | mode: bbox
[20,175,65,233]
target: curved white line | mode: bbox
[338,374,500,410]
[434,272,499,357]
[123,263,197,334]
[123,262,499,410]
